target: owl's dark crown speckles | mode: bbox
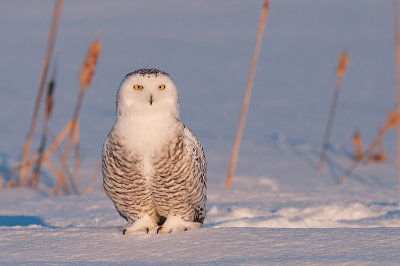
[127,68,169,77]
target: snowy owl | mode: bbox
[102,68,207,234]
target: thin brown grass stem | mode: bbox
[61,39,101,190]
[30,77,56,189]
[19,0,64,186]
[226,0,270,189]
[84,160,102,194]
[41,121,72,164]
[340,110,400,183]
[61,93,83,192]
[49,130,79,194]
[393,0,400,185]
[30,132,48,189]
[73,121,80,188]
[20,121,72,182]
[318,50,349,171]
[69,91,84,185]
[46,159,71,195]
[61,121,77,169]
[60,92,84,191]
[318,76,343,171]
[340,127,387,184]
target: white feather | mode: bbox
[103,69,206,235]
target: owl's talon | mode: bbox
[122,215,157,235]
[157,227,172,234]
[157,216,202,233]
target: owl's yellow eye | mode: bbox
[133,85,143,90]
[159,85,166,90]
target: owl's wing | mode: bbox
[182,123,207,223]
[183,124,207,184]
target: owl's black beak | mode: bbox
[149,95,153,105]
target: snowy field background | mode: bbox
[1,0,400,264]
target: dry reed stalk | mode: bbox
[73,121,80,186]
[318,50,349,171]
[31,77,55,189]
[370,143,386,162]
[61,118,78,192]
[19,120,73,184]
[6,180,15,189]
[84,160,102,194]
[19,0,64,186]
[46,158,71,195]
[47,128,78,195]
[226,0,270,189]
[42,121,72,162]
[61,39,102,189]
[0,175,3,189]
[393,0,400,184]
[339,109,400,183]
[353,131,363,161]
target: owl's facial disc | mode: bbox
[117,69,179,118]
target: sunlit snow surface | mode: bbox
[0,182,400,264]
[1,0,400,264]
[1,227,399,264]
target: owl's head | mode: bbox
[116,68,179,118]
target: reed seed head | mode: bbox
[353,131,362,146]
[45,79,55,120]
[79,39,102,91]
[353,131,363,161]
[337,50,349,77]
[388,109,400,128]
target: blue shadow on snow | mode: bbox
[0,215,47,227]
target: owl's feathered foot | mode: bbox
[156,215,202,234]
[122,215,157,235]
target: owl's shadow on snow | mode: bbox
[0,215,49,227]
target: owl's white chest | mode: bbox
[114,113,179,174]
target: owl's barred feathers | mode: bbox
[103,68,206,234]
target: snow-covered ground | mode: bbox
[1,177,399,264]
[1,226,399,264]
[1,0,400,264]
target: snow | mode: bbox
[1,227,399,264]
[0,185,399,264]
[1,0,400,264]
